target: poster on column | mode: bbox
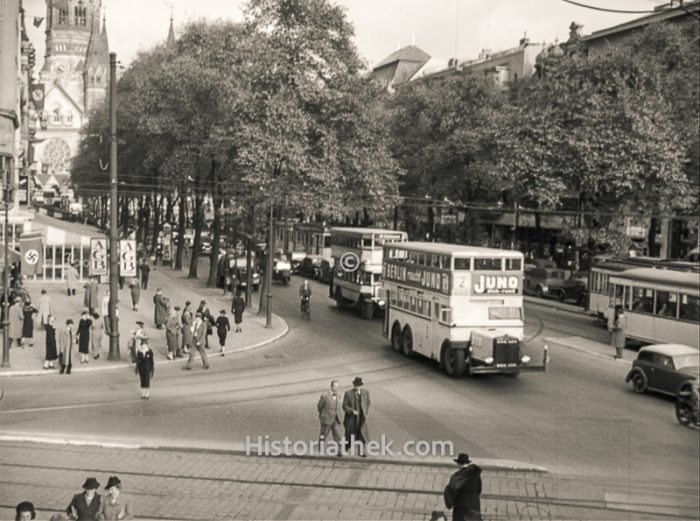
[119,239,137,277]
[20,232,44,276]
[90,238,108,276]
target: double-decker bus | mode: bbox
[589,256,699,319]
[381,242,547,378]
[607,268,699,348]
[293,222,332,260]
[330,227,407,319]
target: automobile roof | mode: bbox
[639,344,699,357]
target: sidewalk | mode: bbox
[0,261,288,377]
[544,336,635,366]
[1,439,695,521]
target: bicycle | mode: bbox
[300,296,311,320]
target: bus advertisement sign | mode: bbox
[472,272,521,295]
[383,262,451,295]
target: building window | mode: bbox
[74,6,87,26]
[64,112,73,126]
[58,8,69,25]
[51,107,61,125]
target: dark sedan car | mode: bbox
[298,255,324,279]
[626,344,699,396]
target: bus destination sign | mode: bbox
[472,272,521,295]
[383,262,450,294]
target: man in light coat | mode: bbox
[8,297,24,347]
[37,289,52,327]
[153,289,169,329]
[65,263,79,296]
[317,380,343,453]
[342,376,371,457]
[165,307,183,360]
[185,312,209,370]
[83,277,99,314]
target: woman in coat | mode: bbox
[129,277,140,311]
[44,315,58,370]
[77,309,93,364]
[8,297,24,347]
[153,289,169,329]
[135,338,154,399]
[66,477,101,521]
[181,301,193,354]
[37,288,51,327]
[22,298,38,346]
[90,312,102,360]
[610,305,627,359]
[231,292,245,333]
[66,263,79,296]
[60,319,75,374]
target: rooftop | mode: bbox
[393,242,524,257]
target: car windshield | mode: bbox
[673,353,699,370]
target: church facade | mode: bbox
[34,0,109,177]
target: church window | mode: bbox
[57,8,69,25]
[75,6,87,26]
[51,107,61,125]
[64,112,74,126]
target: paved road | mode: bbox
[0,274,697,516]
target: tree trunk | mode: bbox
[207,162,221,288]
[120,196,130,236]
[245,202,255,309]
[165,195,174,226]
[141,196,150,247]
[175,185,186,271]
[188,193,204,279]
[151,193,162,256]
[648,217,659,257]
[535,211,544,258]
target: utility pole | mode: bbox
[266,196,273,328]
[1,159,10,368]
[108,52,120,360]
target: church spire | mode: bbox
[167,11,176,51]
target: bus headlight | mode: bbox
[521,355,531,364]
[484,356,494,365]
[377,299,385,307]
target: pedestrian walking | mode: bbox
[66,262,79,296]
[37,288,52,327]
[342,376,370,457]
[90,312,102,359]
[59,319,75,374]
[215,309,230,354]
[15,501,36,521]
[610,305,627,359]
[231,291,245,333]
[128,321,147,363]
[101,290,110,319]
[9,297,24,348]
[66,477,102,521]
[83,277,99,315]
[153,289,169,329]
[44,314,58,370]
[443,453,483,521]
[317,380,343,452]
[128,277,140,311]
[139,258,150,289]
[22,298,38,347]
[165,307,182,360]
[118,274,125,290]
[197,300,214,348]
[99,475,134,520]
[185,312,210,370]
[181,301,193,355]
[77,309,93,364]
[135,337,155,399]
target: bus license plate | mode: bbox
[496,363,517,368]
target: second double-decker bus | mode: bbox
[607,268,699,348]
[381,242,547,378]
[330,227,408,319]
[293,222,332,260]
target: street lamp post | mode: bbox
[266,196,273,328]
[1,159,10,368]
[108,52,120,360]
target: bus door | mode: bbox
[383,289,390,337]
[431,297,443,358]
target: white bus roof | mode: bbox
[330,227,407,236]
[389,242,524,258]
[610,268,700,291]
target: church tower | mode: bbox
[84,13,109,114]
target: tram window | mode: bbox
[362,238,372,248]
[505,258,522,271]
[474,258,502,270]
[655,291,678,318]
[454,258,470,270]
[624,286,632,310]
[609,284,624,306]
[631,287,654,313]
[679,295,700,322]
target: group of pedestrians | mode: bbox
[14,475,133,521]
[316,377,371,457]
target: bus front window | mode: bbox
[489,307,523,321]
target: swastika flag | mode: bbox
[20,232,44,276]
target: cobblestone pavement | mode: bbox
[0,441,697,520]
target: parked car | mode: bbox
[298,255,324,279]
[289,252,306,274]
[524,259,571,298]
[318,259,332,284]
[625,344,699,396]
[272,257,291,285]
[199,241,212,256]
[554,273,588,307]
[237,267,260,292]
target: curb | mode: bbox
[0,317,290,378]
[0,433,548,473]
[545,336,633,367]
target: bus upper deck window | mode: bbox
[439,256,449,269]
[505,258,522,271]
[454,258,470,270]
[474,258,502,271]
[362,238,372,248]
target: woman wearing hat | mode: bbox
[60,319,75,374]
[15,501,35,521]
[98,476,133,520]
[44,314,58,370]
[8,296,24,348]
[135,337,155,399]
[77,309,93,364]
[22,297,38,346]
[66,477,102,520]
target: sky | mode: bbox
[23,0,669,70]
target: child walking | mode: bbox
[215,309,230,355]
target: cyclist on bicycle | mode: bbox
[299,280,312,318]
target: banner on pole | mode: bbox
[90,238,108,276]
[119,239,137,277]
[20,232,44,276]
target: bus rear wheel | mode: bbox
[361,299,374,320]
[444,346,465,378]
[391,323,402,352]
[401,327,414,358]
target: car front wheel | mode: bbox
[631,371,648,393]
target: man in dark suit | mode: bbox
[185,312,210,370]
[444,453,483,521]
[317,380,343,453]
[342,376,370,457]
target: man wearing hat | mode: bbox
[15,501,35,521]
[128,321,147,363]
[342,376,371,456]
[98,475,134,520]
[185,311,210,370]
[165,306,183,360]
[443,453,483,521]
[66,477,102,520]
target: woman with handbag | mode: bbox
[135,337,155,399]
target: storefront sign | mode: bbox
[90,238,108,276]
[119,239,136,277]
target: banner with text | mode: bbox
[90,238,108,276]
[119,239,137,277]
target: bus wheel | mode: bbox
[536,286,545,299]
[444,347,465,378]
[401,327,414,357]
[361,299,374,320]
[391,323,402,352]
